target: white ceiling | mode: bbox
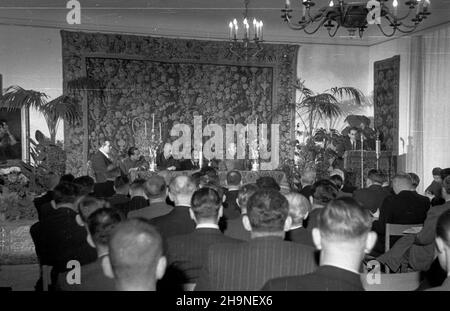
[0,0,449,46]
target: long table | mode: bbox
[131,170,288,186]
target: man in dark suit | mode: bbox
[33,172,60,221]
[223,183,258,241]
[128,175,173,220]
[178,149,200,171]
[337,127,361,157]
[377,176,450,273]
[284,192,314,247]
[165,187,242,288]
[33,182,97,286]
[57,206,123,291]
[90,140,117,183]
[107,219,167,291]
[107,175,130,216]
[262,197,376,291]
[93,167,121,198]
[353,169,389,216]
[371,173,430,255]
[73,175,95,196]
[195,189,318,291]
[427,210,450,291]
[223,170,242,220]
[126,179,149,214]
[149,175,197,239]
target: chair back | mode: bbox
[362,271,422,291]
[385,223,423,253]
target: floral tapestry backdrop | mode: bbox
[373,55,400,155]
[61,31,298,176]
[86,58,273,157]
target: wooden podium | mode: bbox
[343,150,395,188]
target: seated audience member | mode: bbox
[353,169,389,216]
[128,175,173,220]
[156,142,178,171]
[224,183,259,241]
[165,188,242,288]
[33,172,60,221]
[120,146,148,175]
[127,179,149,213]
[304,179,338,230]
[195,189,317,291]
[408,172,421,191]
[149,176,197,239]
[223,170,242,220]
[262,197,376,291]
[93,167,121,198]
[371,173,430,256]
[32,182,97,286]
[300,169,316,200]
[179,149,200,171]
[377,176,450,272]
[256,176,281,191]
[427,167,444,206]
[426,167,443,196]
[284,192,314,247]
[427,210,450,291]
[58,203,123,291]
[329,174,352,198]
[107,219,167,291]
[73,176,95,196]
[107,175,130,215]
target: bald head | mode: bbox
[392,173,413,194]
[301,170,316,186]
[108,219,166,291]
[168,176,197,206]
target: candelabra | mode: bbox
[228,0,264,61]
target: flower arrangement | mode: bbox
[0,166,37,221]
[132,116,162,171]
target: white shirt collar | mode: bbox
[196,223,220,230]
[99,149,110,159]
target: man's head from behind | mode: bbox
[284,192,311,227]
[301,170,316,187]
[408,172,420,190]
[86,207,124,251]
[311,179,338,206]
[392,173,413,194]
[226,170,242,187]
[53,182,79,207]
[237,183,259,213]
[189,187,223,225]
[129,179,147,198]
[108,219,166,291]
[168,176,197,206]
[256,176,280,191]
[243,189,291,236]
[313,197,376,262]
[366,169,385,187]
[144,175,167,200]
[73,175,95,196]
[114,175,130,195]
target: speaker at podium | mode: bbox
[343,150,395,189]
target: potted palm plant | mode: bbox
[278,79,366,182]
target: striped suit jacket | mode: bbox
[195,236,318,291]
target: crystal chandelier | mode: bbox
[228,0,264,61]
[281,0,431,38]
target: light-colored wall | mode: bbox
[368,37,412,156]
[0,25,63,142]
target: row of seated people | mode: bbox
[30,164,450,291]
[90,141,251,183]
